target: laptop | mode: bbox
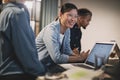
[72,42,117,70]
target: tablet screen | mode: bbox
[86,43,114,67]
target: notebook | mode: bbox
[72,42,117,70]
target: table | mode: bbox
[59,64,104,80]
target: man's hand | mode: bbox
[72,48,80,56]
[80,49,90,62]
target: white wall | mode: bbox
[62,0,120,51]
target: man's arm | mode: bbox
[10,9,45,76]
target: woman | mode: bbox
[36,3,89,71]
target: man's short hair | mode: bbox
[78,8,92,16]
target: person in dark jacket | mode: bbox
[0,0,2,4]
[70,8,92,53]
[0,0,45,80]
[0,0,3,13]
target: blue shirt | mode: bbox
[36,20,73,67]
[0,2,45,76]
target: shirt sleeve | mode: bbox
[63,29,73,55]
[10,10,45,76]
[43,26,69,64]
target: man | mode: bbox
[0,0,45,80]
[0,1,2,4]
[70,8,92,53]
[0,0,2,12]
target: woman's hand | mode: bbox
[69,49,90,63]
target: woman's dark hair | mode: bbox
[55,3,78,21]
[78,8,92,16]
[60,3,78,14]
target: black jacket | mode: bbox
[70,24,82,52]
